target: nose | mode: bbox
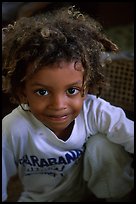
[49,94,67,110]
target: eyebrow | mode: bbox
[31,80,83,88]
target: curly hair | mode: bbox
[2,5,118,104]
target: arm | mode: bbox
[85,95,134,153]
[99,105,134,154]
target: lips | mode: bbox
[46,114,69,122]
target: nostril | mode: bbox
[50,106,67,111]
[50,95,67,110]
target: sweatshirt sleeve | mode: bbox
[84,95,134,154]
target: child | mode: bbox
[2,6,134,202]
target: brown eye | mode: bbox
[66,88,79,95]
[36,89,48,96]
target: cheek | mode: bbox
[29,105,46,122]
[30,102,44,111]
[28,99,46,114]
[72,97,84,114]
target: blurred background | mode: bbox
[2,2,134,119]
[2,2,134,120]
[2,2,134,202]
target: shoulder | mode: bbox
[83,94,111,111]
[2,105,46,139]
[82,94,126,120]
[2,106,35,137]
[3,106,27,127]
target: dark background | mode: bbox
[2,2,134,27]
[2,2,134,118]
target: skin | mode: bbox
[20,60,86,140]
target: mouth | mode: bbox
[46,114,69,122]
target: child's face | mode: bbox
[22,61,86,136]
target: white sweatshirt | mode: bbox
[2,94,134,202]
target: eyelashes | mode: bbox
[35,89,48,96]
[34,87,81,96]
[66,88,80,95]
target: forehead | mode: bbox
[27,60,84,72]
[25,60,84,86]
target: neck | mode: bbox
[56,121,75,141]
